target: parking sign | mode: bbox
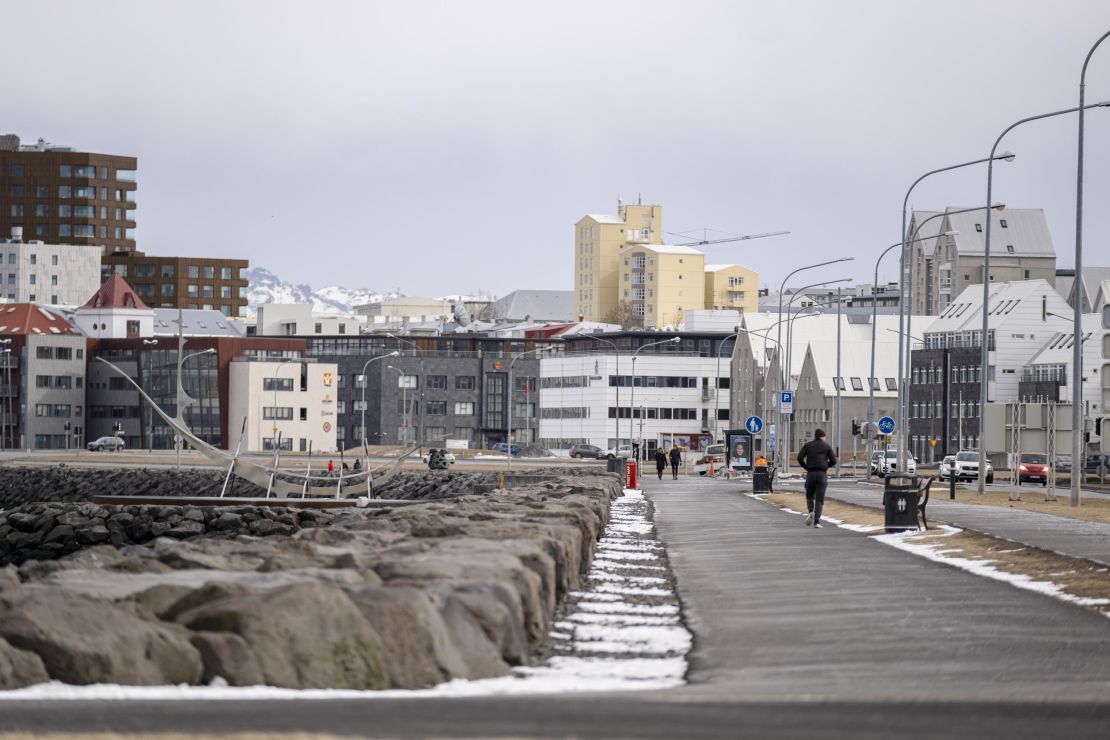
[779,391,793,413]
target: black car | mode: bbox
[569,444,603,459]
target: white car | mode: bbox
[421,451,456,464]
[695,444,728,476]
[605,445,633,460]
[938,455,956,481]
[880,449,917,475]
[952,450,994,483]
[87,435,125,452]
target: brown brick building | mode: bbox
[0,135,137,253]
[101,253,250,317]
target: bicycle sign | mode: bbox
[877,416,897,435]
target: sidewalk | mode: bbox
[643,475,1110,703]
[796,480,1110,567]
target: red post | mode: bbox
[626,459,637,489]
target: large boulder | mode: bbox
[0,636,48,689]
[189,631,265,686]
[179,581,388,689]
[0,591,203,685]
[344,584,470,687]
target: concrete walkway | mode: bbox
[643,475,1110,704]
[804,479,1110,566]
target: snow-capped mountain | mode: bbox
[245,267,402,315]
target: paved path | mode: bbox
[806,480,1110,566]
[5,475,1110,738]
[644,475,1110,703]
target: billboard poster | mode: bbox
[725,429,752,470]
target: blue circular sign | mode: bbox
[877,416,897,435]
[745,415,764,434]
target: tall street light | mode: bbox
[631,337,681,458]
[583,334,620,449]
[385,365,408,446]
[901,206,1001,468]
[896,152,1015,473]
[360,351,399,459]
[1072,32,1110,507]
[977,100,1110,497]
[776,259,854,462]
[507,345,553,469]
[388,333,424,450]
[781,278,851,462]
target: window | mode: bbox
[427,375,447,389]
[35,204,49,217]
[221,266,232,279]
[1005,245,1014,253]
[161,283,174,296]
[424,427,447,442]
[869,377,880,391]
[885,377,897,391]
[454,401,475,415]
[125,320,140,336]
[263,377,294,391]
[10,185,23,197]
[974,223,982,232]
[9,164,23,177]
[850,377,864,391]
[456,376,475,390]
[262,437,293,451]
[426,401,446,415]
[58,205,72,217]
[833,377,845,391]
[397,375,418,389]
[74,186,95,199]
[1000,219,1008,228]
[9,205,23,217]
[36,346,52,359]
[161,264,175,278]
[263,407,294,420]
[203,266,215,279]
[314,322,322,333]
[187,265,199,278]
[59,165,71,178]
[187,284,198,297]
[201,285,214,298]
[73,225,95,237]
[220,286,231,299]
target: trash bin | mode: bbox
[752,465,772,493]
[626,459,638,489]
[606,456,628,486]
[883,473,920,534]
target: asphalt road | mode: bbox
[4,475,1110,738]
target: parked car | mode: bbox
[952,450,994,483]
[695,444,728,476]
[1085,454,1107,474]
[490,443,521,456]
[421,450,456,465]
[938,455,956,481]
[568,443,603,459]
[87,435,125,452]
[880,449,917,476]
[604,444,633,460]
[1055,453,1073,473]
[1016,452,1049,486]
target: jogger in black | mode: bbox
[797,428,837,528]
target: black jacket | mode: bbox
[668,448,681,465]
[797,438,837,472]
[655,451,667,469]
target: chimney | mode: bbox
[10,226,22,243]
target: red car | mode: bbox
[1017,452,1049,486]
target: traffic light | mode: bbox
[851,419,861,436]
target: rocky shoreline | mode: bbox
[0,470,622,691]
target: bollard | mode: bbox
[949,473,956,500]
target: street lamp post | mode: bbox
[583,335,620,450]
[507,346,553,469]
[361,351,399,460]
[896,153,1017,473]
[976,101,1110,496]
[387,334,424,450]
[1072,32,1110,507]
[631,337,681,459]
[385,365,408,446]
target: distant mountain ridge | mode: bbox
[245,267,402,315]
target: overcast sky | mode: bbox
[6,0,1110,297]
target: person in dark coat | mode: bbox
[668,446,682,480]
[655,448,667,480]
[797,429,837,528]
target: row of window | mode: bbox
[11,222,131,239]
[35,346,82,360]
[794,408,831,423]
[34,403,77,417]
[6,164,134,180]
[607,407,706,420]
[830,377,898,392]
[608,375,701,389]
[35,375,80,389]
[129,283,245,300]
[909,401,981,418]
[108,264,243,280]
[912,365,982,385]
[8,185,129,201]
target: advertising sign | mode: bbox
[725,429,753,470]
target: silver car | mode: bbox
[938,455,956,481]
[86,435,125,452]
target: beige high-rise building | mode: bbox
[618,244,705,329]
[574,202,760,326]
[574,203,662,321]
[704,264,758,314]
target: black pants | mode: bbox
[656,464,665,480]
[670,461,679,479]
[805,470,828,523]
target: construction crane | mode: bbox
[668,228,790,247]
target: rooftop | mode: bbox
[0,304,78,336]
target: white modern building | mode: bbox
[227,358,339,453]
[255,304,360,337]
[0,235,101,306]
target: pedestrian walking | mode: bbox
[797,429,837,528]
[668,446,682,480]
[327,459,335,474]
[655,448,667,480]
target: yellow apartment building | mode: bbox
[618,243,706,329]
[574,203,663,321]
[704,264,759,313]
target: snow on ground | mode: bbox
[0,488,691,701]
